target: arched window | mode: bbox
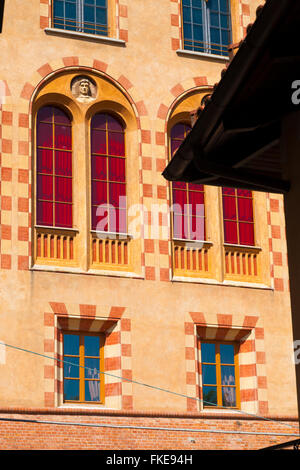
[222,187,255,246]
[182,0,232,56]
[36,106,73,228]
[91,112,126,234]
[171,122,205,241]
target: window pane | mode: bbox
[107,115,123,131]
[183,6,191,23]
[64,357,80,378]
[55,176,72,202]
[91,180,107,205]
[64,379,79,401]
[92,113,106,129]
[223,220,238,244]
[108,132,125,156]
[55,151,72,177]
[172,189,187,209]
[220,344,235,364]
[85,380,100,401]
[37,201,53,226]
[202,364,216,385]
[203,386,217,406]
[55,125,72,150]
[171,123,186,140]
[221,365,235,385]
[85,335,100,357]
[37,122,53,148]
[192,7,202,24]
[96,7,107,26]
[92,155,107,180]
[109,182,126,208]
[85,358,100,379]
[173,213,185,239]
[238,197,253,222]
[210,12,219,28]
[37,149,53,174]
[53,0,64,19]
[55,202,72,227]
[201,343,215,363]
[222,387,236,407]
[92,129,107,154]
[223,196,236,220]
[109,157,125,182]
[37,174,53,200]
[37,106,53,122]
[239,222,255,246]
[64,334,80,355]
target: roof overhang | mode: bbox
[163,0,300,194]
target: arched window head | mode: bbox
[36,106,73,228]
[222,187,255,246]
[170,122,206,241]
[91,112,126,234]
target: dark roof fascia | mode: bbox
[162,0,292,183]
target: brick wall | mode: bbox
[0,409,298,450]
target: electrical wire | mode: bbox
[0,416,299,438]
[0,340,299,432]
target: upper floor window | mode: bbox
[222,187,255,246]
[91,113,126,234]
[36,106,73,228]
[53,0,108,36]
[171,123,205,241]
[181,0,232,56]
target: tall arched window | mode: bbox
[171,122,205,241]
[222,187,255,246]
[91,112,126,234]
[36,106,73,228]
[182,0,232,56]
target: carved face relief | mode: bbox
[71,76,97,103]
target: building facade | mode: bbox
[0,0,298,450]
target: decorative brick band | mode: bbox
[0,80,13,270]
[44,302,133,410]
[185,311,268,415]
[266,193,288,292]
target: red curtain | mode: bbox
[222,187,254,246]
[91,113,126,232]
[171,123,205,240]
[36,106,73,228]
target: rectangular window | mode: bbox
[181,0,232,56]
[63,332,105,404]
[53,0,108,37]
[200,341,240,408]
[222,187,255,246]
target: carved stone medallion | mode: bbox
[71,76,97,103]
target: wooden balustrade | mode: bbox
[224,244,261,282]
[172,240,212,277]
[35,226,78,266]
[91,232,131,270]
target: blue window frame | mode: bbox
[182,0,232,56]
[53,0,108,37]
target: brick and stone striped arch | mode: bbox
[39,0,129,42]
[44,302,133,410]
[184,311,268,415]
[152,77,212,283]
[17,57,151,275]
[0,80,13,271]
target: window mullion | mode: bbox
[202,0,210,53]
[215,343,222,407]
[79,335,85,402]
